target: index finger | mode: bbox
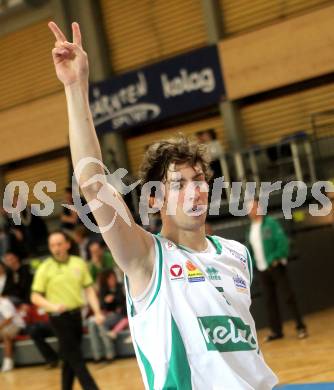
[48,21,67,42]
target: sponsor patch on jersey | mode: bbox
[233,275,247,293]
[206,267,221,281]
[198,315,257,352]
[186,260,205,283]
[227,247,247,269]
[169,264,184,281]
[165,241,176,251]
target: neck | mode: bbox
[53,254,70,263]
[160,225,207,252]
[252,215,263,222]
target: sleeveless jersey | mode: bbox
[125,235,278,390]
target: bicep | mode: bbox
[31,267,47,293]
[83,183,155,276]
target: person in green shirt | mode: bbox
[246,199,307,342]
[88,241,115,283]
[31,231,104,390]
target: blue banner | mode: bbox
[89,45,225,133]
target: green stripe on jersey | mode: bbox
[245,247,253,285]
[206,235,222,255]
[137,343,155,390]
[163,316,192,390]
[148,236,163,308]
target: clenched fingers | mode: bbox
[52,47,71,63]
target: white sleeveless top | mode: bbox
[125,234,278,390]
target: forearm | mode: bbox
[31,292,57,313]
[65,82,104,187]
[85,286,102,315]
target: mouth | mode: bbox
[186,204,207,216]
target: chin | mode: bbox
[182,214,207,231]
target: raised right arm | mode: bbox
[48,22,155,296]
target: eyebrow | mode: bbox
[168,172,205,182]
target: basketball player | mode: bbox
[48,21,278,389]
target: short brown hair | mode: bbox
[139,134,213,185]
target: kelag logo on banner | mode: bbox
[89,45,225,133]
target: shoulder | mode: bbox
[264,216,278,225]
[214,236,247,258]
[151,234,174,252]
[213,236,251,277]
[36,258,53,272]
[70,256,86,265]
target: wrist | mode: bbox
[65,80,89,95]
[50,303,59,312]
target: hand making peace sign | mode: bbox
[48,21,89,86]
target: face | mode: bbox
[89,243,103,259]
[107,273,117,288]
[73,231,84,244]
[160,163,209,231]
[3,253,19,270]
[64,190,73,204]
[48,233,71,261]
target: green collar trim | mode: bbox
[158,233,222,255]
[206,235,222,255]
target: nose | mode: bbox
[186,182,204,202]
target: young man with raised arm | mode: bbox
[48,21,277,390]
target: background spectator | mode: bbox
[1,200,28,259]
[87,269,126,362]
[246,199,308,341]
[196,129,223,179]
[73,225,91,261]
[3,252,33,304]
[0,295,25,372]
[60,187,79,233]
[0,262,16,299]
[0,195,47,257]
[88,241,115,283]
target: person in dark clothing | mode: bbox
[1,193,48,258]
[60,188,79,233]
[98,269,126,315]
[87,269,126,361]
[24,210,49,256]
[0,262,16,298]
[1,207,28,259]
[27,319,59,368]
[3,252,32,304]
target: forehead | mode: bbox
[49,233,67,244]
[166,162,204,181]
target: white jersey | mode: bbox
[125,235,278,390]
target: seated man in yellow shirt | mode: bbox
[31,231,104,390]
